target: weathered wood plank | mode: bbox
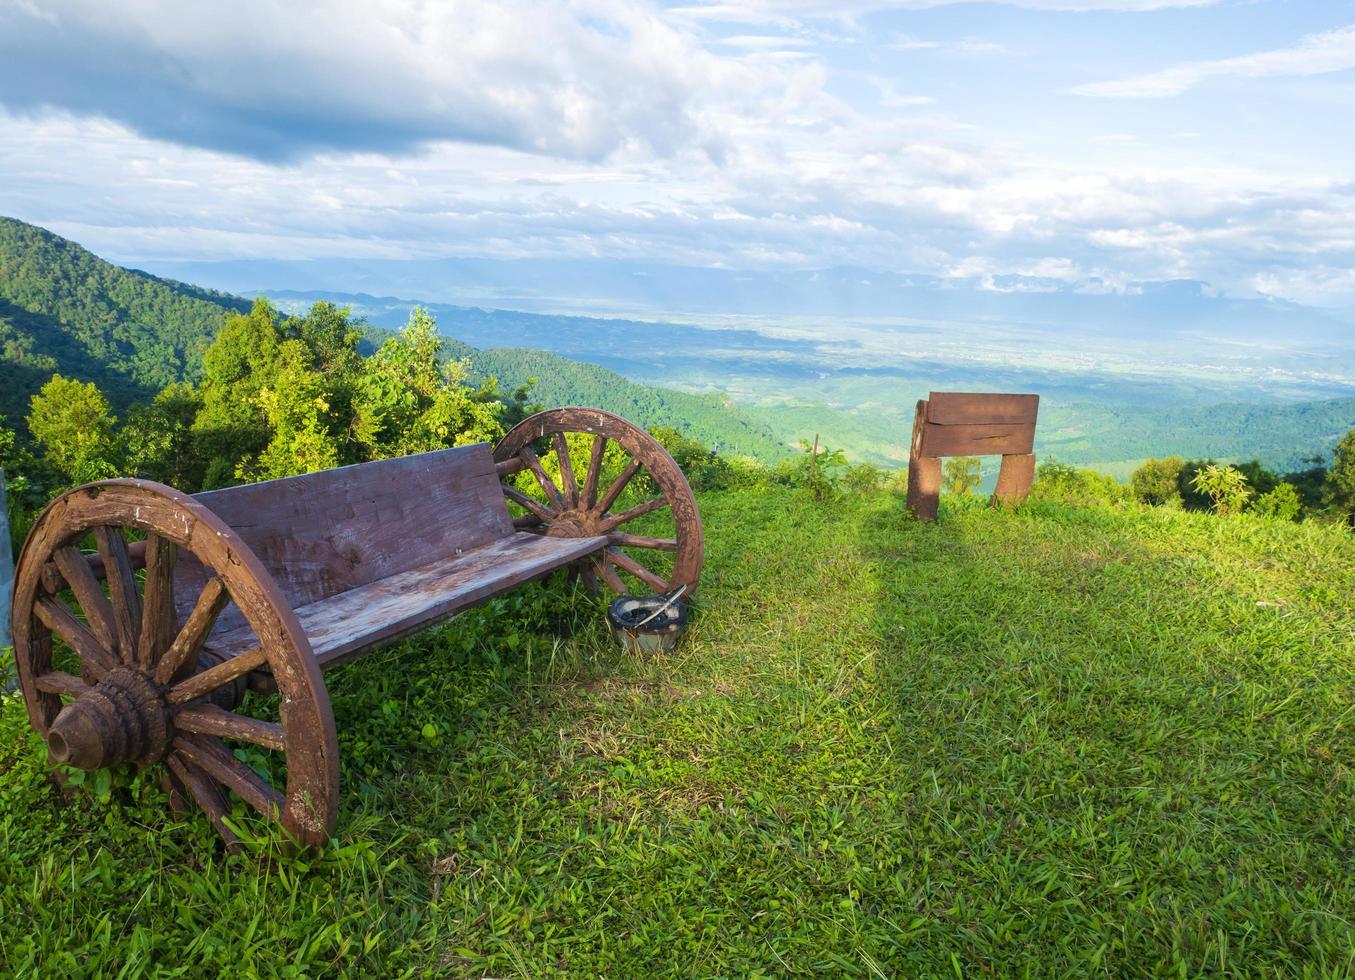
[926,392,1039,426]
[919,421,1035,458]
[187,444,514,615]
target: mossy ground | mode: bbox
[1,489,1352,976]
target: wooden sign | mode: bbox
[1,470,11,652]
[906,392,1039,521]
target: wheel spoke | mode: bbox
[94,527,142,664]
[582,435,606,509]
[34,596,117,677]
[595,458,642,515]
[166,646,267,707]
[138,535,178,670]
[165,754,242,852]
[553,433,579,507]
[512,513,545,530]
[51,546,117,654]
[154,577,231,684]
[174,735,284,820]
[608,532,677,551]
[579,561,600,594]
[519,446,566,510]
[600,497,669,532]
[174,703,285,751]
[596,554,627,594]
[502,485,556,524]
[33,671,90,697]
[607,547,670,592]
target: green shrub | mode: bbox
[1131,456,1184,506]
[1030,459,1133,506]
[1190,463,1252,515]
[942,456,981,496]
[1250,483,1302,521]
[842,462,886,495]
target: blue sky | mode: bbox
[2,0,1354,306]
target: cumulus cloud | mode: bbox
[1073,24,1355,97]
[2,0,1352,306]
[0,0,753,162]
[668,0,1217,24]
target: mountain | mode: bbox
[451,345,788,460]
[0,216,250,423]
[0,219,788,459]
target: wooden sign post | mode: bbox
[1,469,12,689]
[906,392,1039,521]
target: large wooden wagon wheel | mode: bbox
[9,480,339,852]
[493,407,704,596]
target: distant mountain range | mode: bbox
[3,215,1353,475]
[0,217,787,459]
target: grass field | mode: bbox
[2,489,1353,976]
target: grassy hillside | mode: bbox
[0,216,250,424]
[2,492,1351,974]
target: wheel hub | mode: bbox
[46,666,170,770]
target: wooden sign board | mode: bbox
[907,392,1039,521]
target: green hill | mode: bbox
[0,219,786,459]
[0,216,252,424]
[2,489,1351,972]
[456,345,789,460]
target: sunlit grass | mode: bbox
[1,489,1352,975]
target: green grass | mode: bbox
[2,490,1353,976]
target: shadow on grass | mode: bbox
[856,492,1355,974]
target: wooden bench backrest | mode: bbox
[190,443,513,611]
[918,392,1038,458]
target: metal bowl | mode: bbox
[606,593,690,654]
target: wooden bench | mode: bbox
[9,407,703,851]
[906,392,1039,521]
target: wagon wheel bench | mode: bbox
[8,407,703,851]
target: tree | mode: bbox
[123,383,204,488]
[27,375,118,484]
[1327,428,1355,528]
[352,308,503,459]
[943,456,981,496]
[1190,463,1251,515]
[1131,456,1184,506]
[191,298,287,483]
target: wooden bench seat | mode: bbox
[205,531,606,669]
[176,441,606,671]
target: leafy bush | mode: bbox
[1131,456,1184,506]
[1030,459,1133,506]
[841,462,886,495]
[1190,463,1251,515]
[942,456,981,496]
[772,438,847,501]
[1250,483,1302,521]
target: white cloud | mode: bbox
[668,0,1217,25]
[1073,25,1355,98]
[0,0,777,162]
